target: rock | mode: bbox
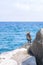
[21,56,37,65]
[11,48,37,65]
[0,59,17,65]
[0,48,37,65]
[28,28,43,65]
[22,43,31,49]
[0,48,29,65]
[0,48,36,65]
[11,48,29,65]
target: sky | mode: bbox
[0,0,43,21]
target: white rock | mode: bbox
[21,56,37,65]
[0,48,27,65]
[0,59,17,65]
[0,48,37,65]
[0,48,27,59]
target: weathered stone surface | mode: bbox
[28,28,43,65]
[11,48,36,65]
[0,48,37,65]
[0,59,17,65]
[21,56,37,65]
[11,48,29,65]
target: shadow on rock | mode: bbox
[27,28,43,65]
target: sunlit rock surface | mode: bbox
[0,59,17,65]
[0,48,37,65]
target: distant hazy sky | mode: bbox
[0,0,43,21]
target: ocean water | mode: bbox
[0,22,43,53]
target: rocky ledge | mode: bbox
[0,48,37,65]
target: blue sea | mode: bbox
[0,22,43,53]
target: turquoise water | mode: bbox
[0,22,43,53]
